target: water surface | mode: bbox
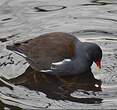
[0,0,117,109]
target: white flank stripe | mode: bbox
[52,59,71,66]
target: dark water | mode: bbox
[0,0,117,109]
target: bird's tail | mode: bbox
[6,45,27,58]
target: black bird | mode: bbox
[6,32,102,103]
[6,32,102,76]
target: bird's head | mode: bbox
[84,42,102,69]
[93,48,102,69]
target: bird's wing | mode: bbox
[6,32,78,74]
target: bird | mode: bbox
[6,32,102,76]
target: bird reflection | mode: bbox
[8,66,102,104]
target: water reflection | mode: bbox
[6,66,103,104]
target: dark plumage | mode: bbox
[6,32,102,76]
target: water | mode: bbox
[0,0,117,109]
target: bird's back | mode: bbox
[7,32,78,71]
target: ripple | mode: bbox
[0,33,20,43]
[82,1,117,6]
[107,10,117,14]
[100,38,117,41]
[81,0,117,6]
[86,37,117,42]
[91,0,117,5]
[0,50,28,79]
[34,5,66,12]
[72,29,113,36]
[95,17,117,23]
[1,18,12,21]
[88,17,117,23]
[0,15,13,23]
[0,14,25,29]
[0,38,7,42]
